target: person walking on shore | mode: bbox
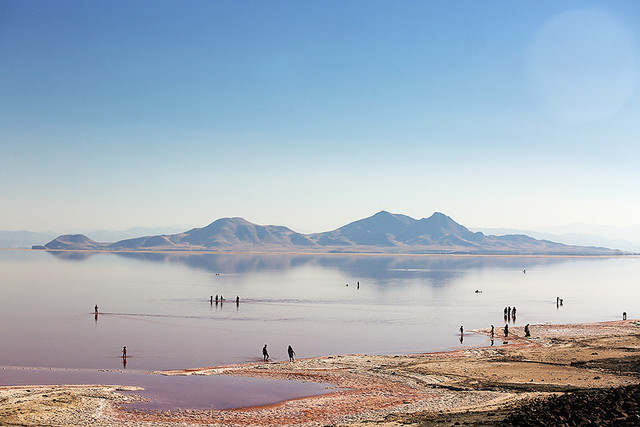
[524,324,531,337]
[504,324,509,337]
[287,345,295,362]
[262,344,269,362]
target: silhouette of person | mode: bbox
[459,326,463,334]
[215,295,219,304]
[262,344,269,362]
[491,325,494,337]
[623,312,627,320]
[287,345,295,362]
[122,346,127,359]
[357,281,360,289]
[236,296,240,305]
[512,307,517,317]
[524,324,531,337]
[210,295,213,304]
[504,324,509,337]
[94,305,99,314]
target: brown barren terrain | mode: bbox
[2,320,640,426]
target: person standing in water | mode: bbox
[122,346,127,359]
[491,325,495,337]
[287,345,296,362]
[262,344,269,362]
[94,305,99,314]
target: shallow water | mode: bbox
[1,251,638,374]
[0,366,335,410]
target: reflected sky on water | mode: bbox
[1,250,638,371]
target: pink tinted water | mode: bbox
[2,250,639,408]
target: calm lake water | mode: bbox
[1,250,638,372]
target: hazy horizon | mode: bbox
[2,1,640,233]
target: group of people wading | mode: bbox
[503,305,517,320]
[210,295,240,305]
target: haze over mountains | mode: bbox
[40,211,622,255]
[472,226,640,253]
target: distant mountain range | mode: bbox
[472,227,640,253]
[0,227,187,249]
[39,211,622,255]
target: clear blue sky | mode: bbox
[2,1,640,233]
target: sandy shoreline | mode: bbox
[2,320,640,426]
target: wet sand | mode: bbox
[2,319,640,426]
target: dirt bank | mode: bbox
[2,320,640,426]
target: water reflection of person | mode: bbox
[288,345,295,362]
[262,344,269,362]
[459,334,463,344]
[122,356,127,369]
[94,313,98,323]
